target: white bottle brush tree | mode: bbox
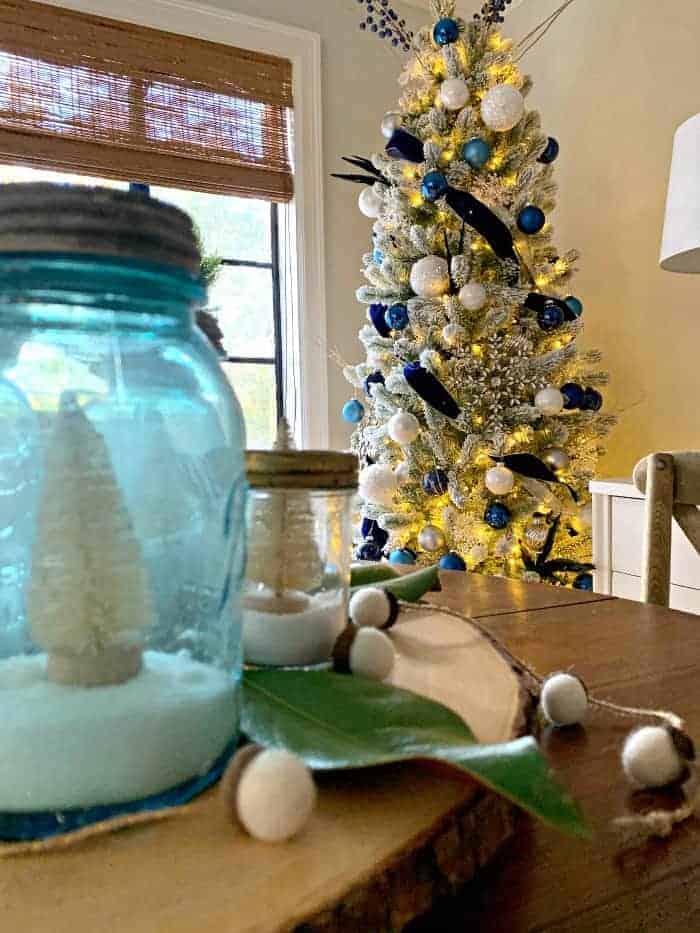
[244,418,324,613]
[27,393,152,686]
[338,0,615,586]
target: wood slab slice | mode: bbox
[0,606,529,933]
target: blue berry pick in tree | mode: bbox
[336,0,614,586]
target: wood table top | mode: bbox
[410,577,700,932]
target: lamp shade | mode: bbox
[660,113,700,273]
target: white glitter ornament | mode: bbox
[388,410,420,445]
[535,386,564,416]
[621,726,686,789]
[485,465,515,496]
[469,543,488,565]
[381,111,403,139]
[348,587,398,630]
[541,673,588,727]
[418,524,445,552]
[410,255,450,298]
[442,323,466,346]
[439,77,470,111]
[228,748,317,843]
[358,464,398,506]
[358,186,382,219]
[480,84,525,132]
[395,461,410,485]
[542,447,570,472]
[458,281,487,311]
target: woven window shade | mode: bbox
[0,0,294,200]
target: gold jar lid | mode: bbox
[246,419,358,490]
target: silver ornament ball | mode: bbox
[410,255,450,298]
[442,323,466,346]
[418,524,445,552]
[358,185,382,219]
[439,77,470,111]
[485,465,515,496]
[534,386,565,416]
[381,111,403,139]
[542,447,570,472]
[480,84,525,132]
[524,521,549,551]
[458,281,487,311]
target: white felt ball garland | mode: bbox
[388,410,420,445]
[349,587,399,630]
[358,185,382,219]
[358,463,398,506]
[541,673,589,727]
[621,726,687,789]
[333,622,395,682]
[221,746,317,843]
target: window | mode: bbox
[0,164,283,448]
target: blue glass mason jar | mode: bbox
[0,184,247,840]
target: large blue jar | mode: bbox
[0,184,247,840]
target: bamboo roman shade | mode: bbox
[0,0,294,200]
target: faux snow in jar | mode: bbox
[0,184,247,840]
[243,422,358,667]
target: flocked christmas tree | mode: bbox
[338,0,615,587]
[27,393,152,686]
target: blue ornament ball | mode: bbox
[580,387,603,412]
[538,137,560,164]
[573,572,594,591]
[364,371,385,396]
[439,552,467,571]
[356,541,384,562]
[389,548,417,566]
[385,302,410,330]
[561,382,585,410]
[361,518,389,549]
[537,302,564,331]
[342,399,365,423]
[421,170,449,203]
[484,501,511,530]
[564,295,583,318]
[373,246,385,264]
[463,137,491,169]
[433,17,460,45]
[517,205,546,235]
[423,468,449,496]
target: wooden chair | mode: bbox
[633,451,700,607]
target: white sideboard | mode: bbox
[590,477,700,614]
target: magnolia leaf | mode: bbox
[242,670,590,838]
[351,564,440,602]
[350,563,400,588]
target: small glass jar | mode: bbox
[0,184,246,840]
[243,425,358,667]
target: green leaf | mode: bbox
[351,564,440,603]
[242,670,590,838]
[350,562,400,588]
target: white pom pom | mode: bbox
[349,628,395,681]
[234,749,316,842]
[534,386,564,416]
[358,186,382,218]
[359,464,398,506]
[410,255,450,298]
[349,587,397,629]
[485,465,515,496]
[439,77,470,111]
[480,84,525,132]
[458,281,487,311]
[388,410,420,445]
[541,673,588,727]
[622,726,685,789]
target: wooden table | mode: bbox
[5,574,700,932]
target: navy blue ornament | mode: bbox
[342,399,365,423]
[368,302,391,337]
[580,387,603,412]
[439,552,466,571]
[421,170,449,202]
[361,517,389,549]
[364,371,385,396]
[564,295,583,318]
[403,362,460,419]
[538,137,560,164]
[389,548,416,565]
[517,205,546,235]
[385,129,425,163]
[463,137,491,169]
[356,541,384,562]
[385,302,410,330]
[561,382,585,410]
[422,468,449,496]
[573,572,593,591]
[537,302,565,331]
[484,501,511,530]
[433,16,460,45]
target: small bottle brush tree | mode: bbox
[27,393,152,686]
[339,0,615,585]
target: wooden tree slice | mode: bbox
[0,607,530,933]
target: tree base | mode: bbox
[47,645,142,687]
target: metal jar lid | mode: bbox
[0,184,200,274]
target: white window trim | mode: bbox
[33,0,329,449]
